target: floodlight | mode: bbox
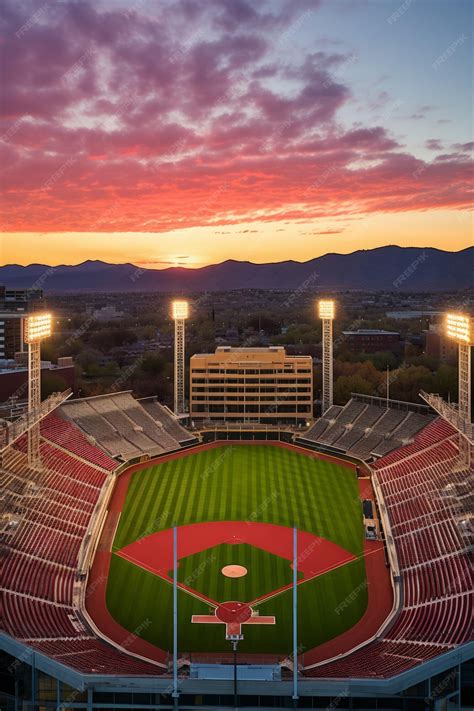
[172,300,189,320]
[446,313,472,345]
[318,300,335,320]
[24,312,52,343]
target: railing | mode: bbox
[419,391,473,442]
[351,392,432,414]
[196,420,303,431]
[0,389,72,451]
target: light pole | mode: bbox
[318,300,335,415]
[172,300,189,416]
[446,313,473,467]
[24,312,52,468]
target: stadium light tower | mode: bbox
[446,313,473,424]
[318,300,335,415]
[172,300,189,416]
[24,312,52,468]
[446,312,473,467]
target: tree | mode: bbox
[334,374,374,405]
[90,328,137,351]
[41,373,69,399]
[389,366,434,403]
[141,353,166,375]
[433,364,458,401]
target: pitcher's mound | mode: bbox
[222,564,247,578]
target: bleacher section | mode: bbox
[302,405,343,441]
[305,418,473,679]
[40,413,117,471]
[60,392,195,461]
[0,437,160,675]
[298,396,434,461]
[139,397,196,445]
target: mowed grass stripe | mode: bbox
[114,446,364,555]
[108,445,367,654]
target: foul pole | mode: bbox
[172,525,179,707]
[292,525,298,704]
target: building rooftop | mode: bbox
[191,345,311,363]
[216,346,285,353]
[342,329,400,336]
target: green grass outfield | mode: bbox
[107,444,367,654]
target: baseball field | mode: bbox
[105,444,368,654]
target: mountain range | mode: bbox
[1,246,471,293]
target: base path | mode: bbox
[117,520,357,604]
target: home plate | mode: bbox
[222,565,247,578]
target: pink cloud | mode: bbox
[0,0,472,234]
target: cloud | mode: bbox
[425,139,444,151]
[452,141,474,152]
[0,0,472,234]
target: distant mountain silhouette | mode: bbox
[1,246,471,292]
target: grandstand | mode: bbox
[297,394,435,462]
[59,391,196,460]
[1,407,471,685]
[304,417,472,678]
[1,429,161,675]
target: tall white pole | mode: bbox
[458,344,471,424]
[172,525,179,706]
[457,343,472,468]
[292,525,298,703]
[28,340,41,468]
[321,318,333,414]
[24,313,52,469]
[174,318,185,415]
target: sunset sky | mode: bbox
[1,0,472,269]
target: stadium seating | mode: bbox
[298,397,434,462]
[111,394,180,451]
[40,413,116,470]
[60,392,195,460]
[306,417,473,679]
[139,397,196,444]
[346,432,384,459]
[301,417,330,441]
[371,408,408,436]
[1,430,162,675]
[2,403,471,680]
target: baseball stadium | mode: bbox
[1,305,472,711]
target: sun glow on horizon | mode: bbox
[2,209,472,269]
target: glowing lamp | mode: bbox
[446,313,473,345]
[24,312,52,343]
[318,300,335,320]
[172,300,189,320]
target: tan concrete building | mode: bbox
[190,346,313,425]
